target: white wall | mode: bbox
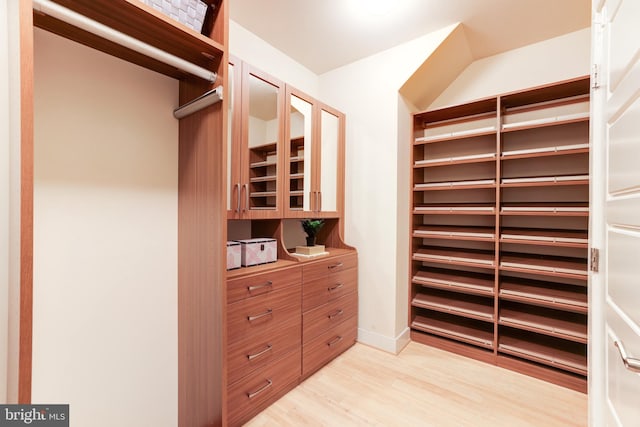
[0,0,10,404]
[1,0,22,403]
[318,26,458,353]
[33,29,178,426]
[230,20,319,96]
[431,28,591,108]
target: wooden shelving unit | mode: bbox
[409,76,590,392]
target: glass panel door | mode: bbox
[289,94,313,212]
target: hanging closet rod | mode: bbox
[32,0,218,83]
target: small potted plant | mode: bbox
[301,219,325,247]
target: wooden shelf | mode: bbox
[413,225,495,242]
[415,127,497,145]
[499,305,587,343]
[412,290,494,322]
[414,152,496,168]
[501,112,589,133]
[412,313,494,349]
[413,247,495,268]
[414,205,496,215]
[500,228,588,248]
[500,203,589,216]
[500,253,587,279]
[410,77,590,390]
[501,143,589,160]
[413,268,494,297]
[498,330,587,376]
[250,175,277,183]
[501,175,588,188]
[500,278,587,313]
[414,179,496,191]
[34,0,224,81]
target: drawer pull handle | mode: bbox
[327,336,343,347]
[328,283,344,292]
[328,262,344,270]
[248,309,273,322]
[236,183,241,213]
[248,281,273,293]
[247,344,273,361]
[615,340,640,374]
[328,309,344,320]
[247,379,273,399]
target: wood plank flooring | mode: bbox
[244,342,587,426]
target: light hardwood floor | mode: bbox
[244,342,587,426]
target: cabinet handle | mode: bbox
[328,309,344,320]
[328,262,343,270]
[243,183,249,212]
[327,336,343,347]
[247,281,273,293]
[315,191,320,212]
[247,379,273,399]
[318,191,322,211]
[247,344,273,361]
[236,183,241,212]
[327,283,343,292]
[615,340,640,374]
[247,309,273,322]
[309,191,314,211]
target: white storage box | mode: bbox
[226,241,241,270]
[236,238,277,267]
[141,0,209,33]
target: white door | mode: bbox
[591,0,640,426]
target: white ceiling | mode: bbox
[229,0,592,75]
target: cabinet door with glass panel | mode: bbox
[228,60,285,219]
[285,88,345,218]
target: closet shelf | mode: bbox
[415,179,496,191]
[500,175,589,188]
[501,112,589,133]
[412,292,494,322]
[250,191,277,198]
[501,143,589,160]
[414,152,496,168]
[289,173,304,180]
[250,160,277,168]
[414,126,497,145]
[413,268,495,296]
[413,247,495,269]
[499,307,587,343]
[500,279,587,313]
[412,313,494,349]
[500,228,588,247]
[498,332,587,376]
[413,226,495,242]
[289,156,304,163]
[500,253,587,279]
[414,205,496,215]
[250,175,277,183]
[500,203,589,216]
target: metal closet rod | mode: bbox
[32,0,218,84]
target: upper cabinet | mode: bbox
[228,60,285,219]
[284,87,345,218]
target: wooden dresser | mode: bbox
[226,249,358,426]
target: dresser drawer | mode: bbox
[302,315,357,377]
[302,267,357,312]
[303,292,357,344]
[227,266,302,304]
[227,348,301,427]
[302,252,357,283]
[227,318,300,385]
[227,283,301,348]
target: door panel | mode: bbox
[594,0,640,425]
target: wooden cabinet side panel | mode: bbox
[178,79,226,427]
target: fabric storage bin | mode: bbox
[140,0,209,33]
[236,238,277,267]
[227,241,241,270]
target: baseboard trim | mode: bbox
[357,326,411,355]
